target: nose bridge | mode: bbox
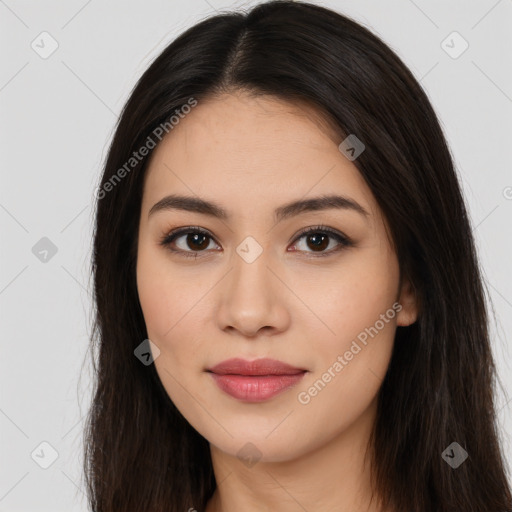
[229,238,276,306]
[215,236,289,335]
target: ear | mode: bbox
[396,277,419,327]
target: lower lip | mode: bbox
[209,372,306,402]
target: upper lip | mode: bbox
[207,358,306,376]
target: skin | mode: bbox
[136,90,418,512]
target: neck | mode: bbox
[205,396,389,512]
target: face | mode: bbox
[136,91,417,463]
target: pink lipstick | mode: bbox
[207,357,307,402]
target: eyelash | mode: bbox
[158,224,353,259]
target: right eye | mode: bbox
[159,227,220,258]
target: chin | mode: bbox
[209,431,313,465]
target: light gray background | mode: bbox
[1,1,511,510]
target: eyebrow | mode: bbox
[148,193,370,223]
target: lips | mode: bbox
[207,357,306,376]
[207,358,307,402]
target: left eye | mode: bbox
[289,228,350,255]
[159,225,352,258]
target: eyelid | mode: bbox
[290,224,350,245]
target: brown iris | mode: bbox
[305,233,329,252]
[186,233,210,251]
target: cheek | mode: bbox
[136,244,210,380]
[136,252,169,338]
[293,288,397,438]
[292,250,399,415]
[136,245,186,349]
[137,274,213,434]
[293,248,399,352]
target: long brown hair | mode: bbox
[82,1,512,510]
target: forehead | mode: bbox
[144,92,341,175]
[141,92,377,221]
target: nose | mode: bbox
[215,248,291,338]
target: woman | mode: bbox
[83,1,512,510]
